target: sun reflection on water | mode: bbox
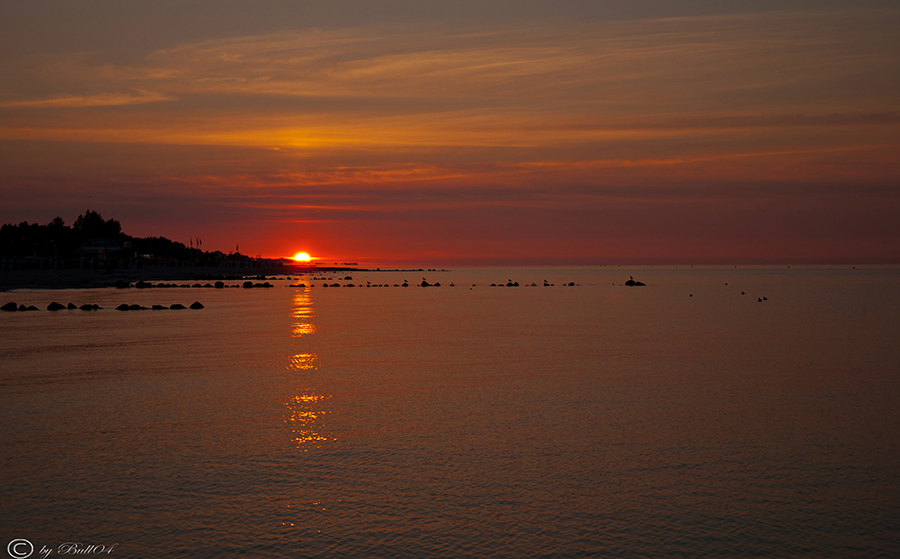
[285,289,334,451]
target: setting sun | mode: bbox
[292,252,311,262]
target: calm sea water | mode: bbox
[2,267,899,558]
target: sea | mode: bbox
[1,266,898,558]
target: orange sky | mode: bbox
[2,1,899,265]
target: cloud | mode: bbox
[1,9,898,193]
[0,90,177,108]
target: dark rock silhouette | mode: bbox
[421,280,431,287]
[67,303,77,310]
[402,282,409,287]
[170,304,187,310]
[114,280,131,289]
[215,281,224,289]
[79,304,96,311]
[624,279,645,286]
[243,281,254,288]
[116,304,130,311]
[135,281,152,289]
[2,302,18,312]
[47,302,66,311]
[568,282,576,286]
[152,305,167,310]
[189,302,204,309]
[129,304,148,310]
[434,282,441,287]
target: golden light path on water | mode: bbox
[285,289,333,451]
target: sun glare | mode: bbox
[293,252,312,262]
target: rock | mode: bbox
[129,304,147,311]
[243,281,254,288]
[79,304,95,311]
[344,276,353,280]
[114,279,131,289]
[135,281,152,289]
[116,304,130,311]
[25,305,39,311]
[189,302,204,309]
[434,282,441,287]
[624,279,645,286]
[152,305,167,310]
[67,303,77,310]
[214,281,224,289]
[1,302,18,312]
[421,280,431,287]
[47,302,66,311]
[170,304,187,310]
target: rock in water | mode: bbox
[170,304,187,310]
[1,302,17,312]
[116,304,130,311]
[189,302,204,309]
[47,302,66,311]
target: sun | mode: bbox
[292,252,311,262]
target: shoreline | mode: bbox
[0,264,429,291]
[0,266,302,292]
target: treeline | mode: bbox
[0,210,239,261]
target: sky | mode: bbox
[1,1,898,265]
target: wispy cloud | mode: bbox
[0,90,177,108]
[2,9,899,205]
